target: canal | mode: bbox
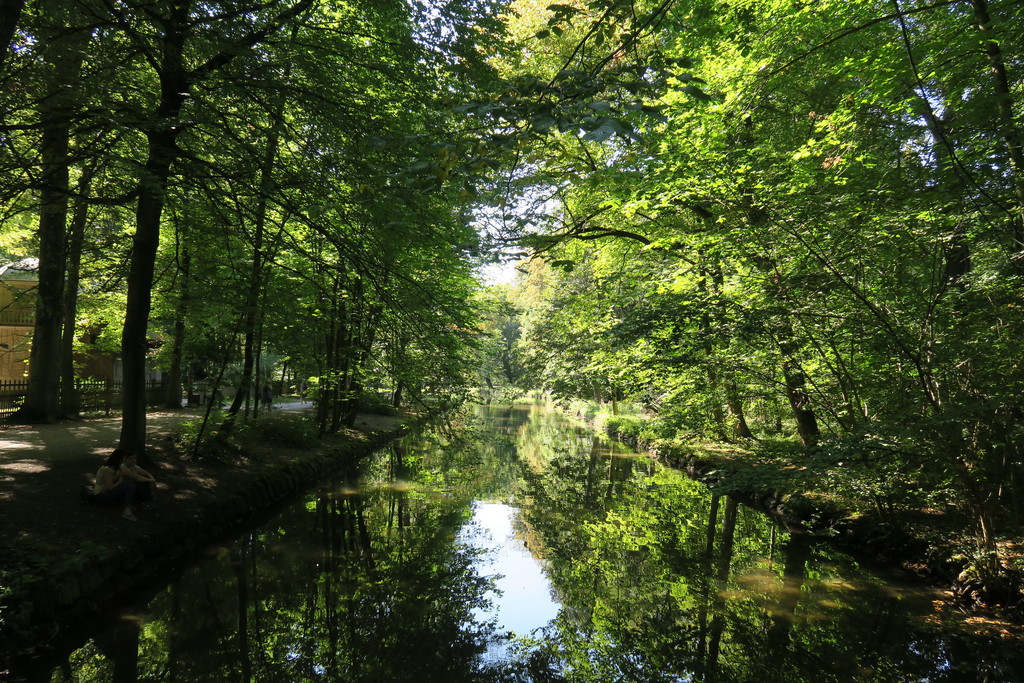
[25,402,1022,681]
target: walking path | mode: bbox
[0,401,311,468]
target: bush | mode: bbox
[171,413,225,453]
[568,400,601,421]
[599,414,645,439]
[358,391,399,416]
[237,413,319,449]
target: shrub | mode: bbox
[171,414,225,453]
[599,414,639,437]
[358,391,399,416]
[568,400,601,421]
[237,413,319,449]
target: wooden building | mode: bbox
[0,258,37,382]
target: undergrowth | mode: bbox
[235,413,319,449]
[171,410,319,459]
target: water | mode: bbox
[22,402,1023,681]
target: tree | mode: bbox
[116,0,316,455]
[488,0,1024,589]
[4,1,91,422]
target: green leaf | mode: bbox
[682,84,714,102]
[531,114,558,132]
[582,124,616,142]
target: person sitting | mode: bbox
[119,451,156,510]
[91,449,144,521]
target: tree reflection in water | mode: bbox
[39,402,1023,682]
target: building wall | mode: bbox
[0,275,157,385]
[0,281,34,381]
[76,349,117,380]
[0,328,31,381]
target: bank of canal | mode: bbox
[11,402,1023,681]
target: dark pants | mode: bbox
[93,480,153,508]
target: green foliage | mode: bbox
[236,414,320,450]
[0,0,504,433]
[357,390,400,417]
[489,0,1024,575]
[172,414,233,459]
[568,399,601,421]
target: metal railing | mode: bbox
[0,379,169,419]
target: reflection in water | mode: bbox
[24,402,1024,682]
[460,502,559,665]
[460,502,559,638]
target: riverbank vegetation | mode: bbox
[468,0,1024,606]
[3,0,1023,608]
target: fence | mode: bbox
[0,309,33,325]
[0,379,169,420]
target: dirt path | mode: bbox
[0,402,395,546]
[0,402,313,469]
[0,402,326,551]
[1,411,189,466]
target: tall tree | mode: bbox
[0,0,25,71]
[11,1,89,422]
[115,0,315,455]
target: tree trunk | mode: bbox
[783,361,820,447]
[699,256,728,439]
[165,247,190,409]
[0,0,25,71]
[18,9,85,423]
[60,169,94,418]
[120,148,175,454]
[221,87,285,432]
[330,313,350,432]
[338,283,376,429]
[117,0,315,454]
[118,4,189,456]
[119,114,187,453]
[726,381,753,439]
[315,279,339,435]
[968,0,1024,249]
[735,119,823,448]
